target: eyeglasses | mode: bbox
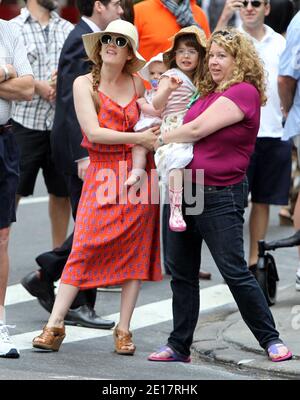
[175,49,198,57]
[100,34,128,48]
[212,30,236,41]
[242,1,264,7]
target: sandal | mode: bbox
[266,342,292,362]
[113,325,136,355]
[32,325,65,352]
[148,345,191,363]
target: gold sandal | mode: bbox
[32,325,65,352]
[113,325,136,355]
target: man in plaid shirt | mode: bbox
[10,0,74,249]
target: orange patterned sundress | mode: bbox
[61,86,162,289]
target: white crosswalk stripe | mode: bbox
[5,283,234,351]
[19,196,49,205]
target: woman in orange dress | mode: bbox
[32,20,162,356]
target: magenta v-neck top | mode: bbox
[184,82,261,186]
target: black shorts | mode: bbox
[247,137,292,205]
[12,121,68,197]
[0,127,19,229]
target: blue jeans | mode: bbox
[165,179,281,357]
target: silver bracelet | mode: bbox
[0,65,9,81]
[158,134,165,146]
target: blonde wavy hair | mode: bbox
[90,40,135,113]
[198,28,267,105]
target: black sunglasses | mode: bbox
[242,1,264,7]
[100,34,128,48]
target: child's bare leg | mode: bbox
[169,169,186,232]
[169,168,184,192]
[125,145,148,186]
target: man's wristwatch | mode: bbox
[158,134,165,147]
[0,65,9,82]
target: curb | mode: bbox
[192,304,300,379]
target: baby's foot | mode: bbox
[124,168,147,187]
[124,173,140,187]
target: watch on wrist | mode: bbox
[158,134,165,146]
[0,65,9,81]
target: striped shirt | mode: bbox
[160,68,196,119]
[10,8,73,131]
[0,19,33,125]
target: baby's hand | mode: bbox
[168,75,183,91]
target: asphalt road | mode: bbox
[4,172,297,382]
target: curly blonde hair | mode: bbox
[198,28,267,105]
[90,40,135,113]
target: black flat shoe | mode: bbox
[21,270,55,313]
[65,305,115,329]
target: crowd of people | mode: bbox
[0,0,299,365]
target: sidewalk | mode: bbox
[192,284,300,378]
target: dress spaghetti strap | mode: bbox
[131,75,138,97]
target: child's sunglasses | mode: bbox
[100,34,128,48]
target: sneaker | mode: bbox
[0,323,20,358]
[296,272,300,291]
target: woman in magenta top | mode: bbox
[147,29,292,363]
